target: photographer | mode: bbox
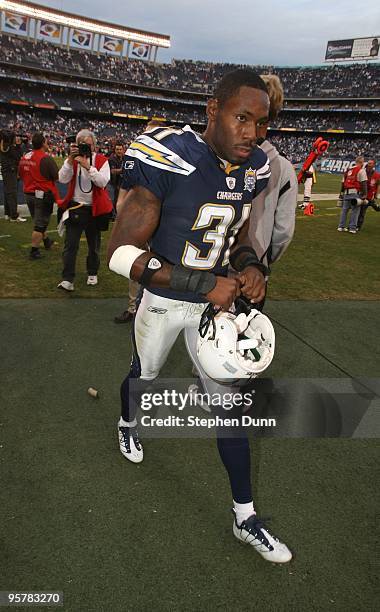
[337,156,367,234]
[57,129,112,291]
[0,129,26,222]
[19,132,59,259]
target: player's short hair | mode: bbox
[146,119,166,129]
[356,156,364,164]
[32,132,45,149]
[114,141,124,148]
[260,74,284,121]
[214,69,268,107]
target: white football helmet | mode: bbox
[197,309,275,383]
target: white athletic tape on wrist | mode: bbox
[109,245,146,279]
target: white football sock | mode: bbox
[119,417,137,428]
[233,500,255,526]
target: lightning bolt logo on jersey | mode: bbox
[122,125,270,302]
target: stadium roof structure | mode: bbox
[0,0,171,47]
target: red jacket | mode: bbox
[59,153,113,217]
[343,165,363,191]
[18,149,59,201]
[367,170,380,200]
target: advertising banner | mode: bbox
[325,37,379,61]
[39,20,61,41]
[320,158,356,174]
[100,35,123,55]
[3,11,28,35]
[130,42,150,59]
[69,28,92,49]
[352,37,379,59]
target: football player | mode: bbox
[108,69,292,563]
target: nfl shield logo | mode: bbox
[226,176,236,190]
[244,167,256,192]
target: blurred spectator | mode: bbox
[18,132,59,259]
[337,156,367,234]
[0,129,26,221]
[247,73,298,303]
[299,163,316,210]
[108,141,125,218]
[357,160,380,230]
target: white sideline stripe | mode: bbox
[0,229,59,239]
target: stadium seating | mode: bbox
[0,32,379,162]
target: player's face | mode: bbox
[115,145,124,157]
[208,86,269,164]
[367,161,375,171]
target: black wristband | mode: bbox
[229,246,269,276]
[170,265,217,296]
[140,255,165,286]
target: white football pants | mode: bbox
[303,177,313,200]
[134,289,206,380]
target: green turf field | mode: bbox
[0,173,378,611]
[1,173,379,300]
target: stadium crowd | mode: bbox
[1,76,379,133]
[1,109,379,163]
[1,33,379,98]
[0,32,379,165]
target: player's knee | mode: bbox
[34,225,46,234]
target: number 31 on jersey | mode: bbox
[182,203,251,270]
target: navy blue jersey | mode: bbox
[121,125,270,301]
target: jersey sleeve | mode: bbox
[120,152,171,200]
[121,131,197,200]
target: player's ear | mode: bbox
[206,98,218,121]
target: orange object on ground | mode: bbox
[303,203,315,215]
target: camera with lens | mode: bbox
[77,142,92,158]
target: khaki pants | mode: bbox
[128,280,140,314]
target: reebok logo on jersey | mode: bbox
[148,258,161,270]
[147,306,167,314]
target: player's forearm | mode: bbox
[110,246,219,297]
[230,221,266,273]
[131,252,172,287]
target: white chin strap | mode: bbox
[237,338,259,351]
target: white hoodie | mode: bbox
[249,139,298,267]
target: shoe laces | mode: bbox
[119,426,141,451]
[240,515,277,550]
[119,426,131,451]
[131,427,141,450]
